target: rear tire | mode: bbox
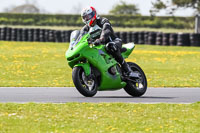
[124,62,147,97]
[72,67,98,97]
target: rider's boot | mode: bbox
[121,60,140,78]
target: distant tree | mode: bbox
[150,0,200,16]
[3,0,46,14]
[109,1,140,15]
[71,3,83,14]
[6,4,40,13]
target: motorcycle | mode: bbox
[65,30,147,97]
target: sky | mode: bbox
[0,0,194,16]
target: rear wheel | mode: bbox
[72,67,97,97]
[124,62,147,97]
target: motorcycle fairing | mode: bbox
[122,43,135,58]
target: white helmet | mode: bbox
[81,6,97,27]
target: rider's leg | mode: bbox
[105,39,138,78]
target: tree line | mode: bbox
[0,13,194,29]
[2,0,199,16]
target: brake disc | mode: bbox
[82,72,95,90]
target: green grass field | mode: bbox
[0,102,199,132]
[0,41,200,132]
[0,25,194,33]
[0,41,200,87]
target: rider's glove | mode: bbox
[94,39,102,46]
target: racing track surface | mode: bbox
[0,87,199,103]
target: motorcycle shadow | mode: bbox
[93,96,176,99]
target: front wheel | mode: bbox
[72,67,98,97]
[124,62,147,97]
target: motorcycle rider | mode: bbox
[80,6,137,78]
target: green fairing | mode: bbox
[74,63,91,76]
[122,43,135,58]
[65,33,135,91]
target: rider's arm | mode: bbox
[99,18,113,43]
[80,25,89,34]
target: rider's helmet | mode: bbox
[81,6,97,27]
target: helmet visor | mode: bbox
[82,11,95,22]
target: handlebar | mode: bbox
[87,38,95,45]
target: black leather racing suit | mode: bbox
[80,17,131,73]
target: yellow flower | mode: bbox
[145,128,150,131]
[111,128,117,131]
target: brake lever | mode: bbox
[88,38,94,44]
[87,38,95,48]
[88,40,93,45]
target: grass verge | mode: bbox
[0,102,199,132]
[0,41,200,87]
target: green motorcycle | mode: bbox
[65,30,147,97]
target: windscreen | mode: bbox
[69,30,87,49]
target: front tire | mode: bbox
[72,67,98,97]
[124,62,147,97]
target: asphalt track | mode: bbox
[0,87,199,103]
